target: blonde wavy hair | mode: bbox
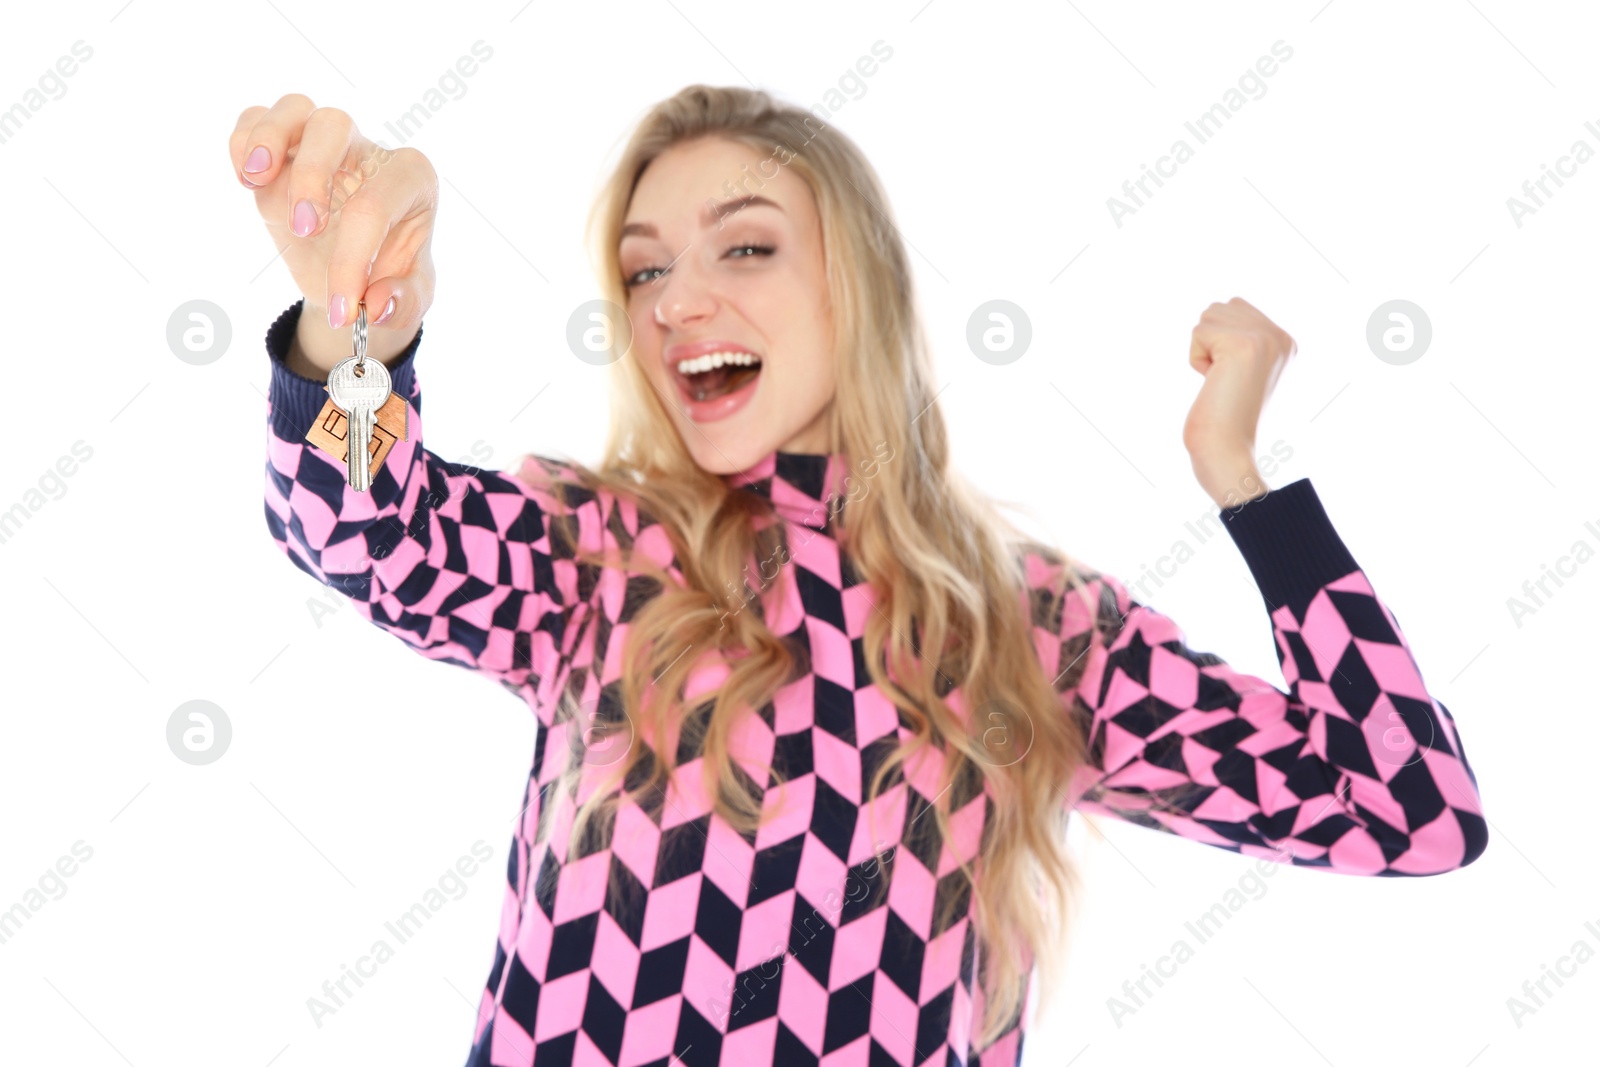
[523,84,1149,1051]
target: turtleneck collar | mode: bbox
[722,449,850,531]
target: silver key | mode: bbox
[327,355,392,492]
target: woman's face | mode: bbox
[620,136,837,475]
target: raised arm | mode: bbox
[1048,478,1486,876]
[232,96,584,702]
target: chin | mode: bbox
[689,438,764,475]
[679,416,783,475]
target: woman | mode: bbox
[232,85,1485,1066]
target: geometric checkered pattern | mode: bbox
[260,300,1486,1066]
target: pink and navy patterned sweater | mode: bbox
[262,301,1486,1066]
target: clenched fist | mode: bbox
[1182,297,1296,508]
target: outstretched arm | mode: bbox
[262,298,574,701]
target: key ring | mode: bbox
[352,299,369,373]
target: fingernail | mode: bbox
[243,146,271,173]
[373,296,397,325]
[291,199,318,237]
[329,294,348,329]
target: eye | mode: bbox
[622,243,777,289]
[622,268,654,289]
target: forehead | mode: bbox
[623,136,812,233]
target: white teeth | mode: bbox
[676,350,761,375]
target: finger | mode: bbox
[322,193,400,328]
[230,94,316,191]
[284,106,359,240]
[367,230,437,334]
[228,106,267,189]
[355,226,437,339]
[1189,326,1212,372]
[322,150,430,328]
[366,252,436,338]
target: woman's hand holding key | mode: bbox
[228,94,439,378]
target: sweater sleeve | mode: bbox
[262,299,572,700]
[1053,478,1487,876]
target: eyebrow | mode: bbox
[620,194,784,239]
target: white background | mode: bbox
[0,1,1593,1065]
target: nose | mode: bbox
[651,249,716,330]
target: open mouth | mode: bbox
[674,350,763,403]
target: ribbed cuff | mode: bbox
[1220,477,1361,614]
[265,299,423,442]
